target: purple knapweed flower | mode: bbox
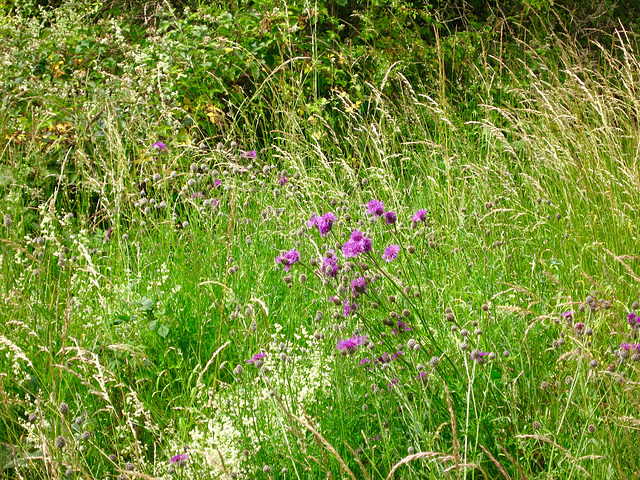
[360,237,373,254]
[342,239,360,258]
[350,230,364,242]
[246,352,267,364]
[342,230,372,258]
[391,321,411,335]
[561,311,573,318]
[151,141,167,151]
[628,312,640,327]
[276,249,300,272]
[411,209,428,223]
[241,150,257,159]
[471,351,490,365]
[351,277,367,297]
[343,298,358,316]
[574,322,585,335]
[382,244,400,262]
[104,227,113,243]
[397,321,411,332]
[279,175,288,186]
[309,212,337,237]
[384,211,397,225]
[375,350,403,365]
[387,378,400,390]
[335,335,367,355]
[376,352,391,364]
[471,350,489,358]
[366,199,385,218]
[214,179,222,188]
[170,453,188,464]
[322,254,339,278]
[192,192,204,199]
[360,358,372,366]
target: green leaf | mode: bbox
[157,324,170,338]
[139,297,155,312]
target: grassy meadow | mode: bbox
[1,2,640,479]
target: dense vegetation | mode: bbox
[1,1,640,479]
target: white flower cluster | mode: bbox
[0,335,32,379]
[160,325,332,478]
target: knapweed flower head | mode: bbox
[309,212,338,237]
[628,312,640,327]
[336,335,367,355]
[342,230,372,258]
[384,210,397,225]
[246,352,267,364]
[241,150,257,159]
[619,342,640,352]
[366,199,385,218]
[276,249,300,272]
[170,453,188,464]
[391,321,411,335]
[561,311,573,318]
[279,175,288,186]
[472,351,490,365]
[375,350,403,365]
[151,141,167,151]
[411,209,428,223]
[351,276,368,297]
[382,244,400,262]
[343,298,358,316]
[321,252,339,278]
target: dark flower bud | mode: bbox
[55,436,66,449]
